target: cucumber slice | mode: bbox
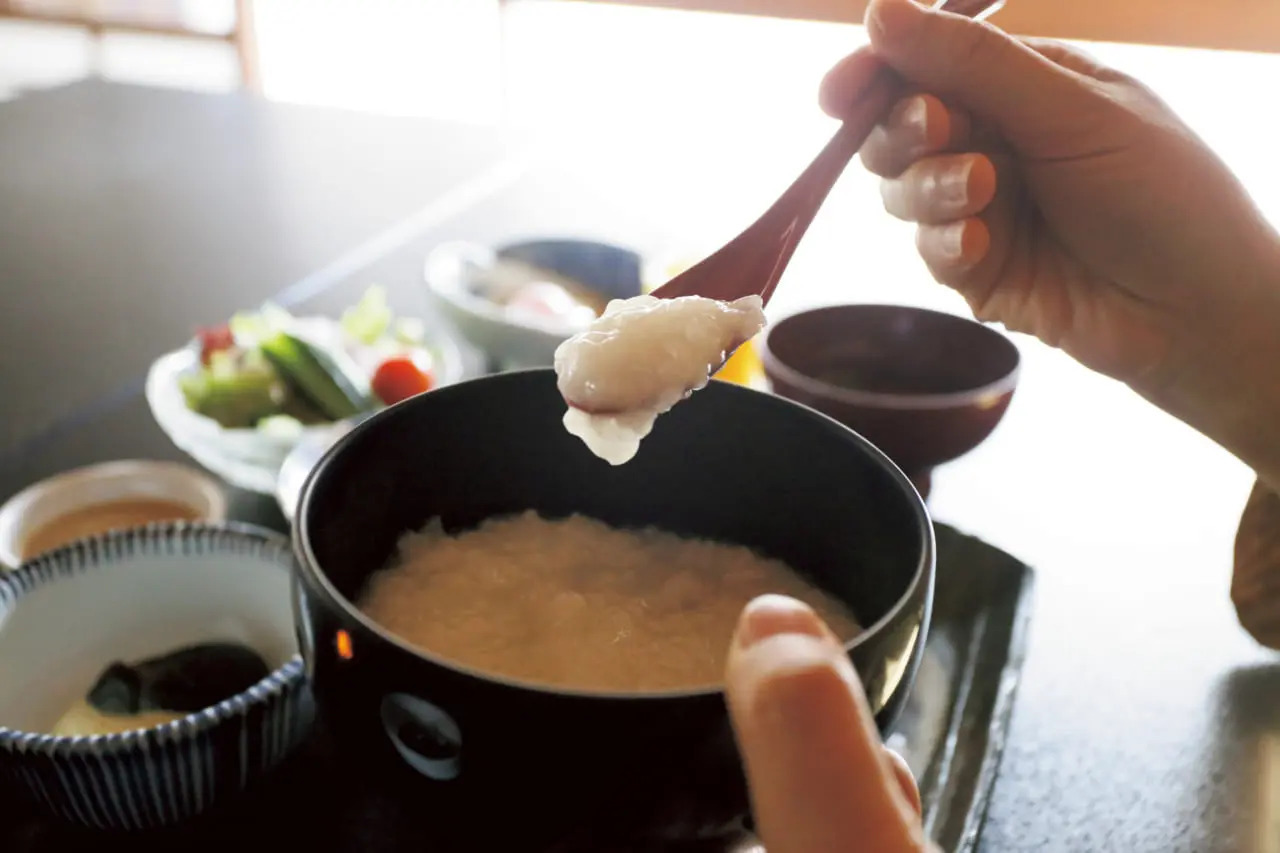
[260,331,373,421]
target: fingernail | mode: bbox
[938,220,968,262]
[889,95,930,151]
[933,158,973,208]
[737,595,825,649]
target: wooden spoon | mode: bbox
[561,0,1006,416]
[651,0,1007,306]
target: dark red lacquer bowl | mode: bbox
[759,304,1021,498]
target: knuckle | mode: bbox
[965,290,1002,324]
[947,19,999,72]
[915,230,951,283]
[864,141,912,179]
[881,178,915,221]
[860,144,889,176]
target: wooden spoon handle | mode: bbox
[743,66,901,304]
[936,0,1006,19]
[650,0,1007,306]
[742,0,1007,305]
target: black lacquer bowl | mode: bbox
[291,369,934,844]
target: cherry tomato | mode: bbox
[372,356,434,405]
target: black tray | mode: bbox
[886,523,1035,853]
[3,522,1033,852]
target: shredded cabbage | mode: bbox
[341,285,393,345]
[230,302,295,348]
[257,414,305,442]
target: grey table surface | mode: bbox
[1,79,1278,852]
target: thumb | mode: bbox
[864,0,1092,147]
[726,595,928,852]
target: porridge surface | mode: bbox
[359,511,861,692]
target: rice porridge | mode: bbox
[358,511,860,692]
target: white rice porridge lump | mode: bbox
[554,294,767,465]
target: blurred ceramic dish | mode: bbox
[274,415,368,523]
[0,460,227,570]
[146,313,467,496]
[0,522,313,829]
[424,238,647,369]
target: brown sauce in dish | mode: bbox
[21,500,200,560]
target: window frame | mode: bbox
[565,0,1280,53]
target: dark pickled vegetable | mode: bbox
[86,643,271,715]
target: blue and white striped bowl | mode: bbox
[0,522,314,830]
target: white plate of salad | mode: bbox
[145,287,467,495]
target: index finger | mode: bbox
[861,93,972,178]
[818,46,884,121]
[820,48,973,178]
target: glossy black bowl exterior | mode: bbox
[292,369,934,842]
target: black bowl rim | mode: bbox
[0,521,306,755]
[294,368,936,701]
[759,303,1022,411]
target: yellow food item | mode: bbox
[51,701,184,737]
[714,336,764,387]
[641,255,764,389]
